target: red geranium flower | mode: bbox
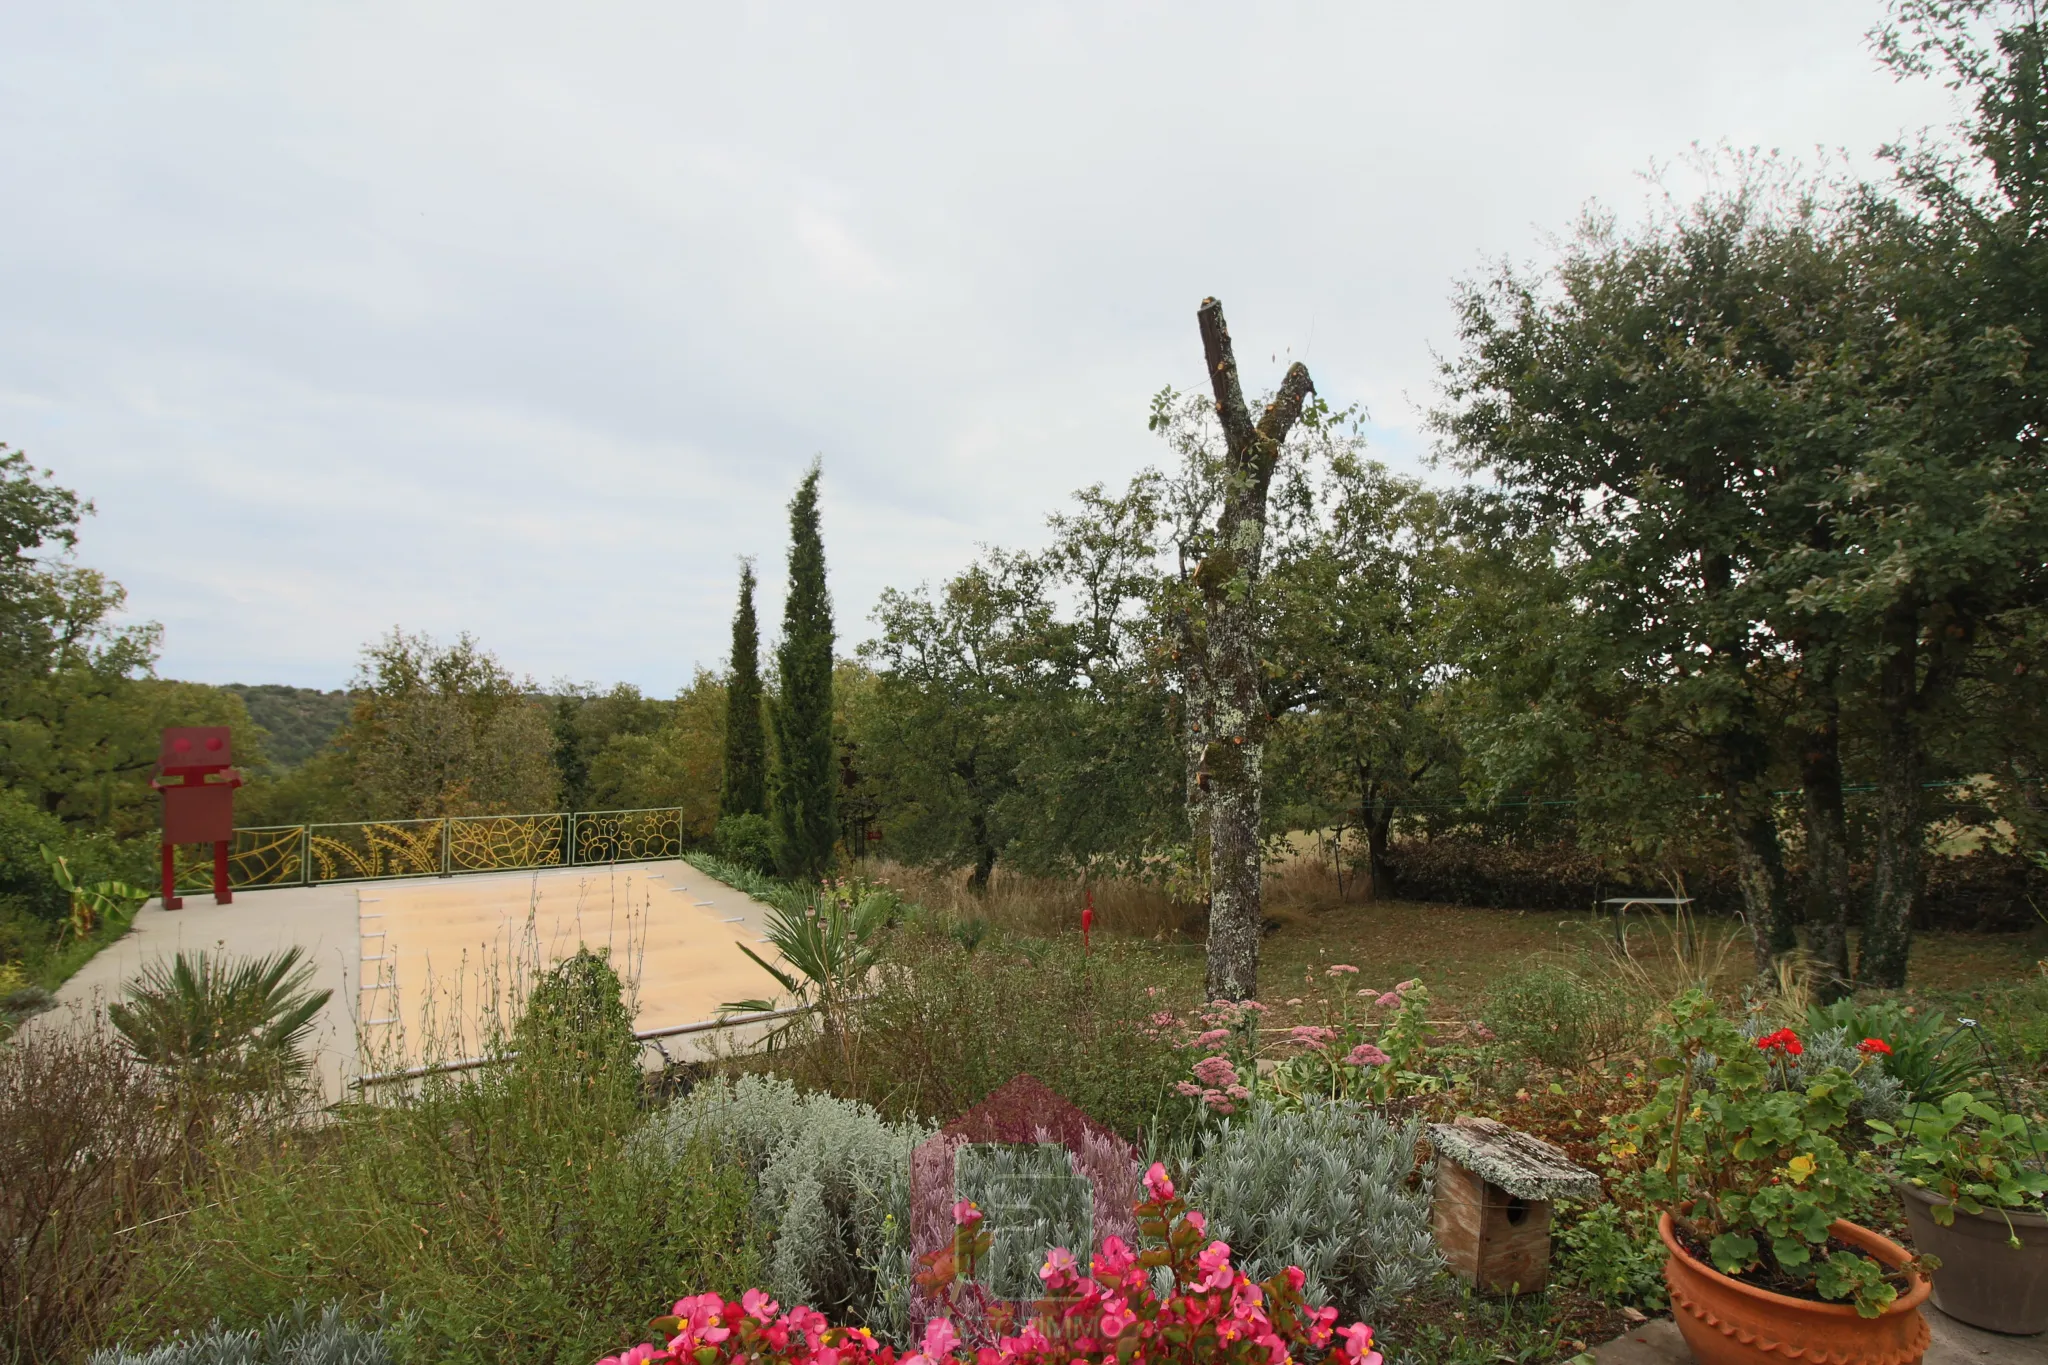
[1755,1028,1804,1057]
[1857,1037,1893,1057]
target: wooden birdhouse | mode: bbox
[1427,1117,1600,1295]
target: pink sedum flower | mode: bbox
[1194,1028,1232,1048]
[1326,964,1359,975]
[1287,1025,1337,1049]
[1374,991,1401,1008]
[1347,1043,1391,1067]
[1193,1055,1240,1088]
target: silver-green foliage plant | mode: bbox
[644,1075,931,1336]
[1718,1018,1906,1124]
[1187,1098,1438,1317]
[89,1302,391,1365]
[954,1142,1097,1301]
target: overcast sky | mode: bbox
[0,3,1961,692]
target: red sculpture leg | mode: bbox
[213,839,232,904]
[161,842,183,911]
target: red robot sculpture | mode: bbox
[152,726,243,909]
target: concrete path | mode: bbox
[1595,1309,2046,1365]
[46,880,360,1103]
[42,857,783,1103]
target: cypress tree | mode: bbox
[719,560,768,818]
[770,461,836,879]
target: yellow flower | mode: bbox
[1785,1153,1817,1184]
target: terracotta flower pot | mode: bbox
[1659,1212,1931,1365]
[1897,1181,2048,1335]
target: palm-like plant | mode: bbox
[108,947,332,1091]
[724,886,894,1085]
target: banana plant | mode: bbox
[39,845,150,942]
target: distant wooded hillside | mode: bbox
[221,684,353,768]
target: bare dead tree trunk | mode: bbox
[1192,298,1314,1002]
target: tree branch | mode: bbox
[1258,362,1316,446]
[1198,298,1257,458]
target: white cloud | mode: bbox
[0,1,1963,689]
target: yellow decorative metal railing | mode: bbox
[175,806,694,891]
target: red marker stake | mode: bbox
[1081,888,1095,954]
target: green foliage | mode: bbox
[1616,991,1892,1316]
[644,1075,929,1334]
[116,1028,758,1364]
[1188,1099,1439,1318]
[221,686,354,771]
[341,629,559,819]
[685,849,797,908]
[89,1303,392,1365]
[716,813,777,875]
[834,921,1190,1143]
[549,681,673,813]
[1805,997,1980,1102]
[723,561,769,819]
[1481,966,1636,1070]
[1554,1202,1667,1309]
[1870,1091,2048,1224]
[511,947,637,1080]
[107,947,332,1093]
[41,843,150,942]
[773,463,837,879]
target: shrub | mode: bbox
[830,922,1192,1144]
[1187,1099,1439,1319]
[513,946,638,1078]
[89,1303,393,1365]
[1554,1202,1667,1309]
[113,1023,759,1363]
[716,814,778,876]
[1481,965,1636,1069]
[0,1021,198,1364]
[644,1075,929,1336]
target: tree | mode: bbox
[720,560,768,819]
[1164,299,1315,1001]
[343,630,558,818]
[585,669,727,841]
[771,462,836,879]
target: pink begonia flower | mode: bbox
[1348,1042,1392,1067]
[1100,1296,1137,1338]
[1192,1054,1239,1088]
[1287,1025,1337,1048]
[1327,963,1359,975]
[951,1199,983,1226]
[1039,1246,1079,1283]
[1340,1321,1381,1364]
[1309,1304,1339,1348]
[1284,1266,1306,1291]
[923,1317,960,1360]
[1194,1027,1232,1048]
[1184,1209,1207,1235]
[1143,1161,1175,1201]
[785,1305,826,1345]
[1375,991,1402,1008]
[1093,1235,1136,1279]
[741,1288,781,1320]
[597,1345,666,1365]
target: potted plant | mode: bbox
[1616,991,1933,1365]
[1871,1089,2048,1334]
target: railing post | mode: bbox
[440,820,452,877]
[567,812,577,867]
[300,825,311,886]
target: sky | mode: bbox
[0,3,1963,692]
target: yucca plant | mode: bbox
[724,886,894,1086]
[108,947,332,1092]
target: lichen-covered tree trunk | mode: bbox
[1191,299,1314,1002]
